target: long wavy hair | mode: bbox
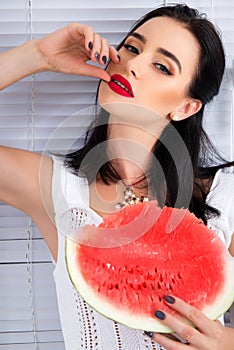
[64,4,234,223]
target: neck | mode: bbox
[106,108,170,182]
[104,103,169,182]
[107,122,154,182]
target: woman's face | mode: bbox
[98,16,201,120]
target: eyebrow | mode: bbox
[128,32,147,44]
[127,32,182,73]
[157,47,182,73]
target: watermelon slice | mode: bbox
[65,201,234,333]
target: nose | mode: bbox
[125,54,145,79]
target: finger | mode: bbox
[164,295,218,336]
[109,45,121,63]
[152,332,196,350]
[145,331,188,343]
[90,33,102,62]
[82,25,95,52]
[77,63,111,82]
[70,23,95,52]
[154,309,205,346]
[99,37,109,66]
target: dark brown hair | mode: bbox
[65,4,234,223]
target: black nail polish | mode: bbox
[117,54,121,61]
[102,55,107,64]
[94,52,99,60]
[144,331,153,338]
[164,295,175,304]
[88,42,93,50]
[155,310,166,320]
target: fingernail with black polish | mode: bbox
[102,55,107,64]
[88,42,93,50]
[144,331,153,338]
[164,295,175,304]
[155,310,166,320]
[94,52,99,61]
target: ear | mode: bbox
[171,98,202,121]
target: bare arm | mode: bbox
[229,233,234,257]
[0,22,120,90]
[0,40,47,90]
[0,146,58,260]
[0,23,120,259]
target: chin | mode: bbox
[98,82,167,133]
[98,79,123,106]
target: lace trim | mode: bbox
[114,322,123,349]
[70,208,89,228]
[65,209,166,350]
[72,286,166,350]
[54,158,168,349]
[73,287,100,349]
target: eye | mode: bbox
[123,44,139,55]
[154,63,173,76]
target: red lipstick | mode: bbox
[108,74,134,98]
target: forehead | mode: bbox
[134,16,200,74]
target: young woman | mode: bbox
[0,3,234,349]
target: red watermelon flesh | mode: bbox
[66,201,234,332]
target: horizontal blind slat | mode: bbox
[0,1,233,348]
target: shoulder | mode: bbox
[0,147,58,259]
[206,167,234,206]
[51,156,89,211]
[51,156,96,218]
[206,167,234,249]
[51,157,102,243]
[0,146,53,213]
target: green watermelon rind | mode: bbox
[65,237,234,333]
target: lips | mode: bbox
[108,74,134,98]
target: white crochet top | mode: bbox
[51,157,234,350]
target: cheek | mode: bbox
[143,83,186,112]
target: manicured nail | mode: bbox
[102,55,107,64]
[144,331,153,338]
[88,41,93,50]
[155,310,166,320]
[164,295,175,304]
[94,52,99,61]
[117,54,121,61]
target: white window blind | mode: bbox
[0,1,233,349]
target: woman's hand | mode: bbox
[0,22,119,89]
[36,22,120,81]
[148,296,234,349]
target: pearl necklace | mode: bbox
[115,176,150,209]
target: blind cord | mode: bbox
[28,0,35,152]
[210,0,214,23]
[232,60,234,160]
[26,221,39,348]
[26,0,39,348]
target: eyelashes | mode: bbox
[123,44,173,76]
[123,44,139,54]
[154,63,173,76]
